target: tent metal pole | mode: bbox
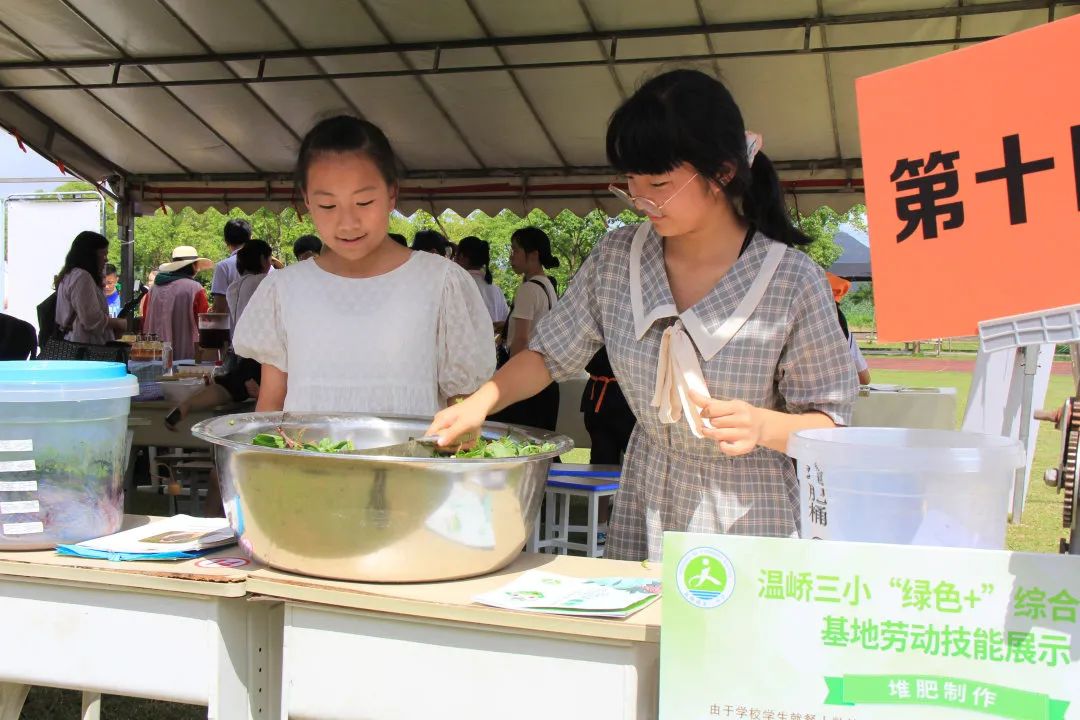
[0,0,1072,72]
[0,36,1004,92]
[117,181,136,310]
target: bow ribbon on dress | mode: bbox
[651,320,712,439]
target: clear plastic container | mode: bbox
[0,361,138,549]
[787,427,1024,549]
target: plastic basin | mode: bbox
[0,361,138,549]
[787,427,1024,549]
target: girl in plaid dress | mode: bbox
[430,70,856,561]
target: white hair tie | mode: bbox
[745,131,763,167]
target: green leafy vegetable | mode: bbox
[452,436,557,459]
[251,430,549,458]
[250,430,354,454]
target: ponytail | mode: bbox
[457,236,493,284]
[740,152,811,247]
[479,240,492,284]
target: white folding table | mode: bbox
[248,553,661,720]
[0,515,276,720]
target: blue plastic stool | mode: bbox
[528,464,620,557]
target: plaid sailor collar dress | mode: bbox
[530,221,857,561]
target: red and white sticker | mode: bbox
[0,440,32,452]
[195,556,250,569]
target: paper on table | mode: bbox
[56,515,236,561]
[473,571,661,618]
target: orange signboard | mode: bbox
[857,14,1080,341]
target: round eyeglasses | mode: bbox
[608,173,700,218]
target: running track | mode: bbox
[868,356,1074,375]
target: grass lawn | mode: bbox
[21,368,1072,718]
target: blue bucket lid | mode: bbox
[0,361,128,382]
[0,361,137,402]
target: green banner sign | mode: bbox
[824,674,1068,720]
[660,533,1080,720]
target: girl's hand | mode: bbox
[427,393,491,448]
[688,390,763,457]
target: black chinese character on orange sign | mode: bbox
[891,151,964,242]
[975,134,1055,224]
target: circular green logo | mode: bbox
[676,547,736,608]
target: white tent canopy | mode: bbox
[0,0,1075,217]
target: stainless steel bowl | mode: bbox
[191,412,572,582]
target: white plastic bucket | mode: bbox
[787,427,1024,549]
[0,361,138,549]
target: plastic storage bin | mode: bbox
[0,361,138,549]
[788,427,1024,549]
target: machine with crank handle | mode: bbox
[1038,395,1080,555]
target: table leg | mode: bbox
[0,683,28,720]
[81,691,101,720]
[526,508,541,553]
[543,490,555,554]
[558,492,571,556]
[208,599,283,720]
[588,493,599,558]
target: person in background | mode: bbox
[455,235,509,332]
[388,232,408,248]
[143,246,212,362]
[293,234,322,262]
[137,269,159,323]
[232,115,494,414]
[103,264,122,318]
[210,218,252,315]
[581,345,637,543]
[227,240,273,328]
[412,229,452,257]
[827,272,871,386]
[166,241,271,432]
[582,347,636,465]
[0,313,37,360]
[488,226,561,431]
[55,231,127,345]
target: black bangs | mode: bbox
[605,94,684,176]
[296,115,400,191]
[605,69,811,247]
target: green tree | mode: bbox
[66,188,868,302]
[526,209,607,287]
[389,207,643,300]
[792,205,844,270]
[845,203,868,233]
[791,203,869,271]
